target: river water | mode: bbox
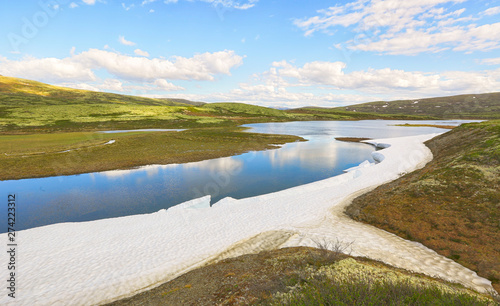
[0,120,476,232]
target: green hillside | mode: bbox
[332,93,500,119]
[0,75,191,107]
[0,76,299,133]
[203,102,293,117]
[1,75,499,134]
[0,76,392,133]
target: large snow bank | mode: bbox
[0,134,493,305]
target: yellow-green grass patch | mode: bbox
[1,132,113,155]
[0,128,303,180]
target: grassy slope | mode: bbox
[0,76,230,132]
[332,92,500,119]
[0,75,191,106]
[0,76,313,133]
[346,120,500,292]
[107,247,496,305]
[203,102,293,118]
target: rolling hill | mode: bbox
[0,76,299,132]
[1,75,499,134]
[331,93,500,119]
[0,75,193,107]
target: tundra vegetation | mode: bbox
[336,93,500,119]
[347,120,500,293]
[107,246,498,305]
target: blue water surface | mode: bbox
[0,120,477,232]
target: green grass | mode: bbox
[0,75,235,132]
[0,75,191,107]
[270,276,495,306]
[1,132,111,155]
[0,127,303,180]
[0,77,298,132]
[202,102,293,118]
[1,104,184,127]
[267,256,497,305]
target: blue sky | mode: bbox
[1,0,499,108]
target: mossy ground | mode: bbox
[346,120,500,292]
[106,247,497,306]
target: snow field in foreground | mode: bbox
[0,133,493,305]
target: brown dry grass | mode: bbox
[335,137,373,143]
[346,121,500,292]
[106,247,496,305]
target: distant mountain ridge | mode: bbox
[331,93,500,119]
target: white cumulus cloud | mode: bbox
[134,49,150,57]
[480,57,500,65]
[295,0,500,55]
[122,3,135,11]
[146,0,256,9]
[482,6,500,16]
[0,55,96,83]
[169,60,500,108]
[70,49,242,81]
[154,79,184,91]
[118,36,136,46]
[0,49,243,93]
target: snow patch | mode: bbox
[211,197,238,208]
[57,139,115,154]
[167,195,211,212]
[371,152,385,163]
[343,160,374,173]
[362,140,391,149]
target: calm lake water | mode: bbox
[0,120,476,232]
